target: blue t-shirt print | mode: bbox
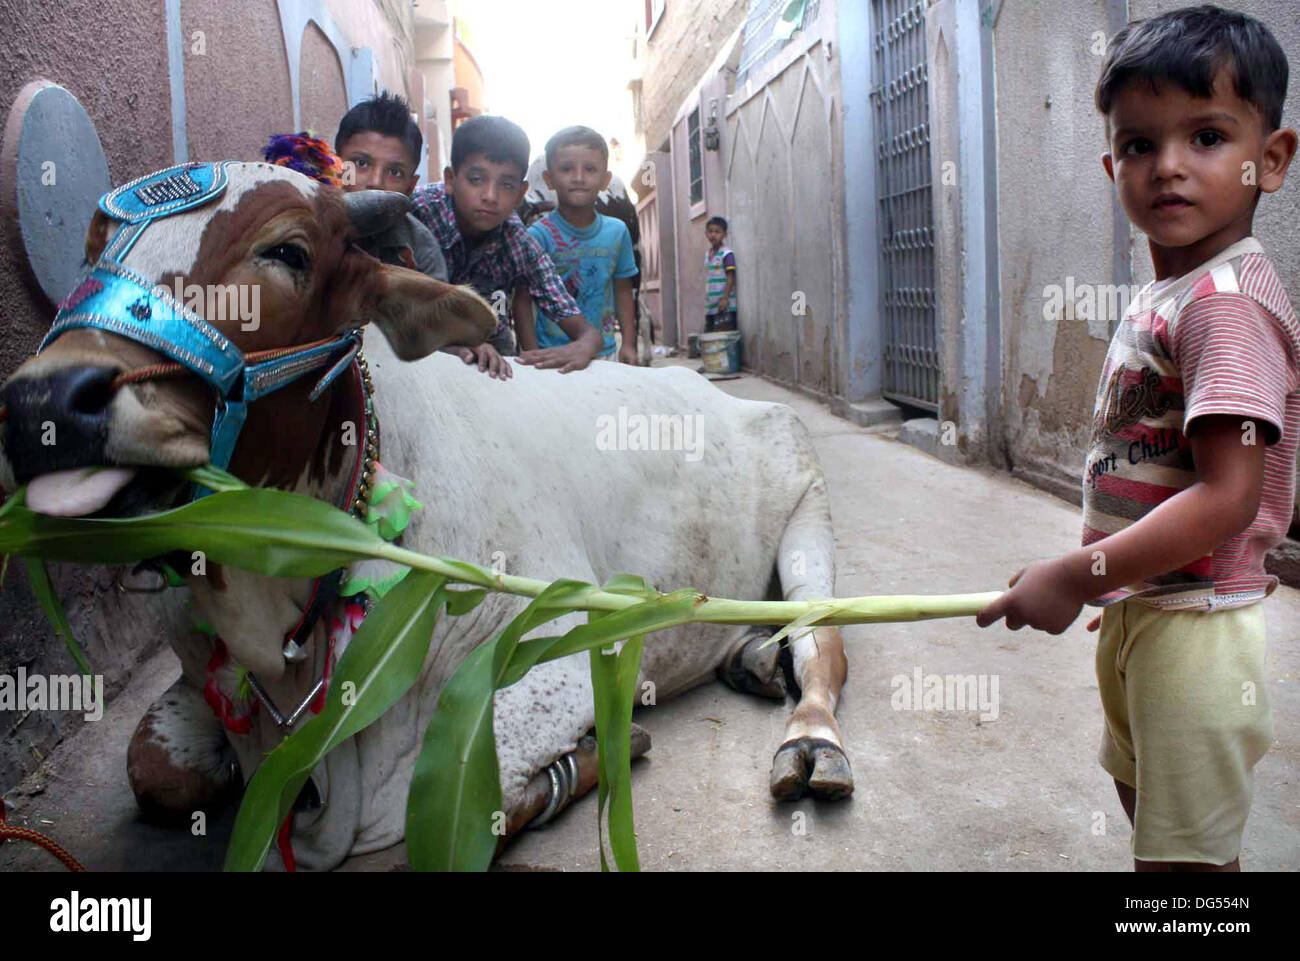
[526,211,638,355]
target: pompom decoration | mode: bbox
[262,132,346,187]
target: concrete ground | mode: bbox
[4,360,1298,871]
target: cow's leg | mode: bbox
[127,674,240,824]
[719,626,787,700]
[499,724,652,840]
[770,476,853,801]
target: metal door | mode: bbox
[871,0,938,410]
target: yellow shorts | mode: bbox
[1096,600,1272,865]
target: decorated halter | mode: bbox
[32,161,384,736]
[39,161,364,481]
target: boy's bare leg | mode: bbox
[1113,779,1241,873]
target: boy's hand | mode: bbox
[517,341,596,374]
[975,558,1089,634]
[445,343,513,380]
[618,341,639,366]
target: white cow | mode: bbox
[0,163,850,870]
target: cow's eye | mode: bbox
[262,243,310,271]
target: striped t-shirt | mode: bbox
[1082,237,1300,611]
[705,244,737,315]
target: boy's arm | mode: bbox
[976,415,1266,633]
[615,277,637,365]
[720,253,736,310]
[527,315,603,373]
[514,243,601,374]
[512,281,539,352]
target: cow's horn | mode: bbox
[343,190,412,237]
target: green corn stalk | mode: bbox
[0,471,1000,872]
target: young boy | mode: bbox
[704,217,737,332]
[409,115,603,376]
[512,126,639,365]
[977,5,1298,872]
[331,93,448,282]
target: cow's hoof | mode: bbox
[127,681,242,826]
[720,628,786,701]
[769,737,853,802]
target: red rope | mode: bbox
[0,797,86,871]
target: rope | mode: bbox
[0,797,86,872]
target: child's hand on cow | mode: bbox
[618,341,638,366]
[443,343,513,380]
[974,557,1090,635]
[517,340,596,374]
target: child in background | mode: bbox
[977,5,1299,871]
[411,115,603,376]
[704,216,737,332]
[512,126,638,365]
[264,122,447,283]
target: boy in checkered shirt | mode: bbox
[978,5,1299,870]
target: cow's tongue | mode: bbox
[26,467,137,517]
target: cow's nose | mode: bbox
[0,366,117,479]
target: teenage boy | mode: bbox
[333,92,448,285]
[512,126,638,364]
[409,115,603,376]
[977,5,1299,872]
[704,217,737,332]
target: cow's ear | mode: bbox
[361,263,497,360]
[85,209,114,264]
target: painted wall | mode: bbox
[0,0,414,797]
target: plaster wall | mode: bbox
[181,0,294,163]
[640,0,749,152]
[995,0,1300,502]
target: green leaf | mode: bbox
[536,590,700,664]
[223,569,447,871]
[180,465,251,493]
[587,614,644,872]
[0,490,390,578]
[21,557,92,677]
[445,588,488,617]
[406,579,596,872]
[601,573,656,600]
[758,602,838,650]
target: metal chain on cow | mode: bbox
[242,349,380,730]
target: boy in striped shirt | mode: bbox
[977,5,1299,871]
[704,217,738,332]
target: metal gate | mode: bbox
[871,0,938,411]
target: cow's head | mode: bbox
[0,161,494,517]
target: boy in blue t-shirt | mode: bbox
[513,126,639,364]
